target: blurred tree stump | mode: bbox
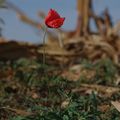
[76,0,93,36]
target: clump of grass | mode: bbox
[80,58,117,85]
[10,91,120,120]
[0,58,120,120]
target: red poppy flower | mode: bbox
[45,9,65,28]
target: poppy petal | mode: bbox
[45,9,60,24]
[47,18,65,28]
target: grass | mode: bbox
[0,58,120,120]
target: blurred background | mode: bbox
[0,0,120,43]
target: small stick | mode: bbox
[57,29,64,69]
[42,27,47,68]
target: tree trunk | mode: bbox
[76,0,93,36]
